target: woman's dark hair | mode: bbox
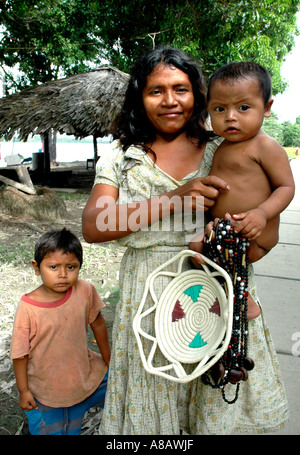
[207,61,272,105]
[34,228,83,268]
[114,46,210,150]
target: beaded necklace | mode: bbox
[201,218,255,404]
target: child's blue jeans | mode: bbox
[25,371,108,435]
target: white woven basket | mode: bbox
[133,250,233,383]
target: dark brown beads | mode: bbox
[227,367,248,384]
[211,361,225,386]
[243,357,255,371]
[227,369,243,384]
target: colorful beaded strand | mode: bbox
[201,219,254,404]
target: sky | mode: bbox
[272,13,300,124]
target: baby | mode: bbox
[192,62,294,319]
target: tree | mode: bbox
[0,0,105,168]
[262,114,284,145]
[262,114,300,147]
[0,0,299,94]
[282,121,300,147]
[93,0,299,94]
[0,0,102,91]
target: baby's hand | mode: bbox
[232,208,267,240]
[19,390,38,411]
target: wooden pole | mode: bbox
[93,135,98,166]
[43,132,50,174]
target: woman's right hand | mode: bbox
[170,175,230,212]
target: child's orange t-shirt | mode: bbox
[10,280,108,408]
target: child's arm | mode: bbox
[232,139,295,240]
[90,312,111,367]
[13,356,38,411]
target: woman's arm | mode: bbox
[82,176,230,243]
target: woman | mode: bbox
[82,46,288,435]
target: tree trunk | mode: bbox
[50,130,57,164]
[0,185,67,221]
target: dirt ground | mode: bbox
[0,189,124,435]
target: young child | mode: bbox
[203,62,294,318]
[10,228,110,435]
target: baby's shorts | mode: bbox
[25,370,108,435]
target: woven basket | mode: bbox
[133,250,233,383]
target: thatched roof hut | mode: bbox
[0,66,129,142]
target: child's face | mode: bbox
[208,77,273,143]
[32,250,80,298]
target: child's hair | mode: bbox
[207,61,272,106]
[34,228,83,268]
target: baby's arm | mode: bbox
[233,139,295,240]
[189,215,273,264]
[91,312,111,367]
[13,356,38,411]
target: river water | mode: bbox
[0,139,112,166]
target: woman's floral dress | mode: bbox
[93,138,289,435]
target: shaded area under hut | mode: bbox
[0,66,129,187]
[0,66,128,221]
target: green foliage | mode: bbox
[282,121,300,147]
[262,114,300,147]
[161,0,299,93]
[0,0,103,90]
[262,114,284,144]
[0,0,299,94]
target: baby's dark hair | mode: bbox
[207,61,272,106]
[34,228,83,268]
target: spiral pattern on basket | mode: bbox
[155,271,226,364]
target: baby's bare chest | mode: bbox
[211,142,265,179]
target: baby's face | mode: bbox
[208,77,272,143]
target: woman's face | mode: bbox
[141,64,195,135]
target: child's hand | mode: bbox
[232,208,267,240]
[19,390,38,411]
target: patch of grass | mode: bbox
[57,191,89,201]
[80,243,116,275]
[284,147,298,159]
[0,240,34,267]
